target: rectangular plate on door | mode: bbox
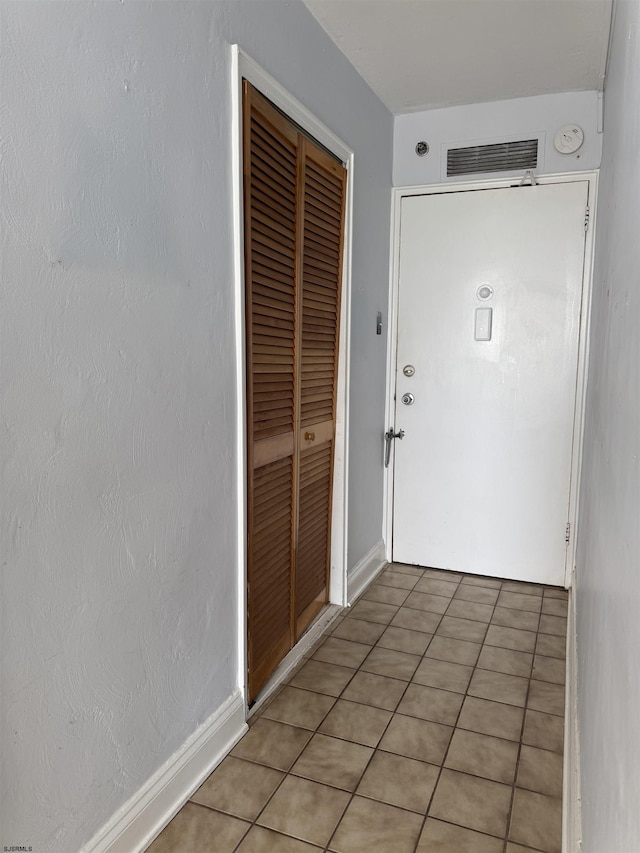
[474,307,493,341]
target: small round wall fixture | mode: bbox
[477,284,493,301]
[415,141,429,157]
[554,125,584,154]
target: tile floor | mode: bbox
[148,564,568,853]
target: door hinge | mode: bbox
[565,523,571,544]
[584,206,590,232]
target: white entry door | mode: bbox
[392,182,588,585]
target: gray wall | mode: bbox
[576,1,640,850]
[0,2,392,849]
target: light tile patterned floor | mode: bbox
[148,565,567,853]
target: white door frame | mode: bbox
[231,46,354,708]
[383,172,598,589]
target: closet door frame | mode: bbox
[231,46,353,710]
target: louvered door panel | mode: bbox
[296,443,332,627]
[249,456,293,691]
[244,84,299,699]
[295,141,346,637]
[244,83,347,699]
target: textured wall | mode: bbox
[0,2,392,850]
[576,1,640,850]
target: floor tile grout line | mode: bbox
[213,567,567,853]
[410,575,505,852]
[326,602,560,664]
[418,575,563,851]
[317,566,464,852]
[278,730,566,800]
[501,596,545,853]
[247,572,428,853]
[263,580,564,848]
[408,575,564,847]
[227,638,378,853]
[414,579,497,853]
[292,576,537,748]
[233,758,308,850]
[503,680,533,852]
[228,673,354,852]
[318,638,429,853]
[319,586,428,852]
[321,595,437,853]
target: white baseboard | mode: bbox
[83,689,247,853]
[347,538,387,605]
[563,580,582,852]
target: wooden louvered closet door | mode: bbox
[243,83,346,702]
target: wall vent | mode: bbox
[447,139,538,176]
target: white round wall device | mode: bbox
[554,125,584,154]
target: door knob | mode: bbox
[401,393,415,406]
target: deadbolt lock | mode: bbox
[403,364,416,377]
[401,393,415,406]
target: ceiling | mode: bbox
[303,0,613,114]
